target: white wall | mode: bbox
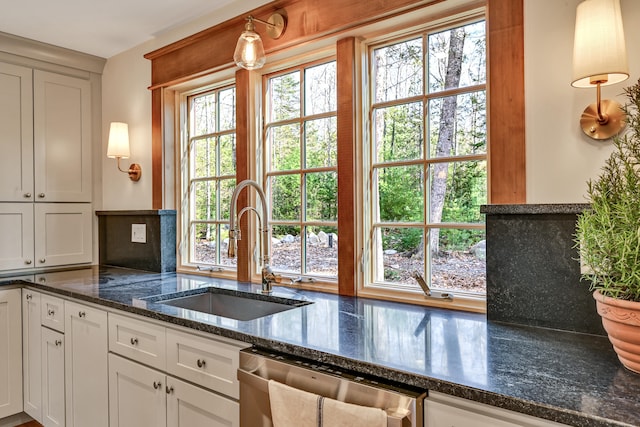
[525,0,640,203]
[101,0,640,208]
[101,0,272,209]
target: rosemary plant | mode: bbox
[575,78,640,301]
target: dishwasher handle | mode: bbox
[237,368,411,427]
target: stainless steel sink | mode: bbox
[144,287,311,321]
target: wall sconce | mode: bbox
[107,122,141,181]
[233,12,287,70]
[572,0,629,140]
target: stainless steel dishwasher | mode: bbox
[238,347,425,427]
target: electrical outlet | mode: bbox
[131,224,147,243]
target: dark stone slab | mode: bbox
[96,210,176,272]
[482,204,604,335]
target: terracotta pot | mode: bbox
[594,290,640,374]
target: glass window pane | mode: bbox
[428,160,487,223]
[192,138,216,178]
[268,124,301,171]
[373,38,423,103]
[192,223,217,263]
[430,228,486,294]
[219,134,236,176]
[306,172,337,221]
[191,93,216,136]
[220,178,235,220]
[271,225,301,273]
[305,117,337,168]
[373,226,424,285]
[220,223,236,267]
[428,21,486,93]
[267,71,301,122]
[270,175,300,221]
[375,165,424,222]
[218,88,236,131]
[306,226,338,276]
[428,91,487,158]
[305,62,337,115]
[374,102,423,163]
[193,181,217,221]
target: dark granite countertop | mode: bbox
[481,203,591,215]
[2,266,639,427]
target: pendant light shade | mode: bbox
[233,19,266,70]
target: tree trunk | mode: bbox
[429,28,466,254]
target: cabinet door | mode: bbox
[35,203,92,268]
[167,376,239,427]
[65,301,108,427]
[0,62,33,201]
[33,70,91,202]
[22,289,42,422]
[0,203,34,270]
[108,353,166,427]
[42,327,65,427]
[0,288,23,418]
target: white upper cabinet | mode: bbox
[0,62,34,201]
[33,70,92,202]
[0,203,35,270]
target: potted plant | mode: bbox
[575,78,640,374]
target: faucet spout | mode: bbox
[228,179,279,293]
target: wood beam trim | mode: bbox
[487,0,526,203]
[337,37,357,296]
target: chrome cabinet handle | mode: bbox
[25,259,32,265]
[165,385,174,394]
[26,294,32,300]
[153,381,162,390]
[197,359,206,368]
[78,311,86,318]
[130,337,139,345]
[24,193,31,198]
[55,340,62,347]
[39,259,46,264]
[48,309,55,316]
[38,193,45,198]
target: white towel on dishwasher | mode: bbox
[268,379,388,427]
[269,380,319,427]
[321,397,387,427]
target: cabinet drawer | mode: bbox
[109,312,166,371]
[41,293,64,332]
[166,329,245,399]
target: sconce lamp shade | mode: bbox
[233,19,266,70]
[572,0,628,88]
[107,122,130,158]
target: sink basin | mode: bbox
[144,287,311,321]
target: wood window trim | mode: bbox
[148,0,524,293]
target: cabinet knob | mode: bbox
[55,340,62,347]
[197,359,206,368]
[39,259,46,264]
[130,337,139,346]
[165,385,174,395]
[48,309,55,316]
[24,193,31,198]
[38,193,45,198]
[26,294,32,300]
[78,311,86,318]
[25,259,32,265]
[153,381,162,390]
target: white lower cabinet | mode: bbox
[22,289,42,422]
[65,300,108,427]
[42,327,65,427]
[0,288,22,419]
[425,391,568,427]
[108,354,239,427]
